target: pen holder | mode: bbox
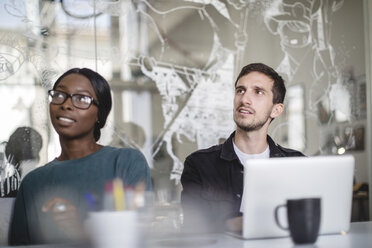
[85,210,139,248]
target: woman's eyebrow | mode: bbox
[55,84,66,90]
[55,86,92,95]
[74,89,93,95]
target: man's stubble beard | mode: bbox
[233,110,272,132]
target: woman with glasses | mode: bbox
[9,68,152,245]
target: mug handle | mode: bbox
[274,204,288,230]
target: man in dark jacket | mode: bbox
[180,63,304,233]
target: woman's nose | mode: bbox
[60,96,74,110]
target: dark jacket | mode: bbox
[180,131,304,233]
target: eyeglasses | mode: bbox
[48,90,99,109]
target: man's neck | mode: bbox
[234,128,269,154]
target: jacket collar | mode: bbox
[220,132,238,161]
[220,131,285,161]
[267,135,287,157]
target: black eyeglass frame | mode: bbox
[48,90,99,109]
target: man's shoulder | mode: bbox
[275,144,305,157]
[186,143,223,160]
[267,135,305,157]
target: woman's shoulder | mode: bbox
[20,160,57,185]
[103,147,148,169]
[102,146,143,157]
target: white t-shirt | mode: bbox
[233,141,270,212]
[233,142,270,166]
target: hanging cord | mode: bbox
[60,0,103,19]
[93,0,98,71]
[59,0,100,70]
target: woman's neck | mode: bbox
[57,138,102,161]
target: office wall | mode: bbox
[364,0,372,218]
[0,0,368,205]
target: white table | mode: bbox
[147,221,372,248]
[1,221,371,247]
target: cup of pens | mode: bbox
[85,178,151,248]
[86,210,139,248]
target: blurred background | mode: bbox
[0,0,370,222]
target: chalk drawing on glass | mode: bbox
[117,0,256,180]
[264,0,351,123]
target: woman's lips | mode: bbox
[57,116,75,123]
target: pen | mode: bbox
[84,192,98,211]
[113,178,125,211]
[125,187,135,210]
[134,182,146,208]
[103,181,114,211]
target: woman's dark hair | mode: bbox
[234,63,286,104]
[52,68,112,141]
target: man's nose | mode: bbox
[241,92,252,105]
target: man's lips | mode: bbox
[237,106,254,114]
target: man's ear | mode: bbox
[270,103,284,119]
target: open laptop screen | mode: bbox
[241,155,354,240]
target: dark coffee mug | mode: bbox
[274,198,321,244]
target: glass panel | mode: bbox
[0,1,368,221]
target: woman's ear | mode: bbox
[270,103,284,119]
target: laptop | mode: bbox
[238,155,354,240]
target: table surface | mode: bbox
[1,221,371,248]
[148,221,372,248]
